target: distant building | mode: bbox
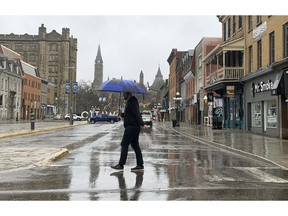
[0,24,77,115]
[150,65,164,92]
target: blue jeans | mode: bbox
[119,125,143,166]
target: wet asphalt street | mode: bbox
[1,120,288,202]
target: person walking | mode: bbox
[111,91,145,171]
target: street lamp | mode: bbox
[157,103,162,122]
[67,67,77,126]
[173,92,182,126]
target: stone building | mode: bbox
[0,24,77,115]
[0,50,22,120]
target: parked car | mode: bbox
[64,114,83,121]
[89,114,119,124]
[53,114,64,120]
[141,110,153,127]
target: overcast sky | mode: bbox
[2,0,287,88]
[1,15,221,85]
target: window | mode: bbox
[232,16,236,34]
[248,16,252,31]
[238,16,242,29]
[228,18,231,38]
[198,54,202,68]
[257,16,262,25]
[257,39,262,69]
[284,23,288,57]
[269,31,275,64]
[266,100,277,128]
[224,22,227,41]
[29,43,38,51]
[249,46,253,72]
[15,43,24,51]
[0,95,3,106]
[252,102,262,127]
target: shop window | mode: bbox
[266,100,277,128]
[252,102,262,127]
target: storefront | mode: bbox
[241,67,288,138]
[205,83,244,130]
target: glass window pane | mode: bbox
[252,102,261,127]
[267,100,277,128]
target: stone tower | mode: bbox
[92,44,103,91]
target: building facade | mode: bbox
[204,17,245,129]
[0,53,22,120]
[0,24,77,115]
[194,37,222,126]
[21,60,42,120]
[241,16,288,138]
[167,49,186,121]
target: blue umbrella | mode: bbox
[96,78,147,94]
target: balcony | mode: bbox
[206,67,244,87]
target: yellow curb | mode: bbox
[0,122,87,139]
[40,148,69,166]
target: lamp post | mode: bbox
[157,103,162,122]
[67,67,77,126]
[173,92,182,126]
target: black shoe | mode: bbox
[131,165,144,171]
[111,164,124,170]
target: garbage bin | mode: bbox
[172,120,177,127]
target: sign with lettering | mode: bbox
[251,79,274,96]
[253,21,267,42]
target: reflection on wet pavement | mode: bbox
[1,123,288,200]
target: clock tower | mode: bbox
[92,44,103,91]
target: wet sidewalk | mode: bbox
[0,120,88,173]
[168,121,288,170]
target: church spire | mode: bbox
[95,44,103,63]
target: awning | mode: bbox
[271,70,285,95]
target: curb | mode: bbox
[40,148,69,166]
[0,122,87,139]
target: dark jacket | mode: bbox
[122,96,144,128]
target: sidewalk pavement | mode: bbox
[0,120,87,173]
[170,122,288,170]
[1,120,288,173]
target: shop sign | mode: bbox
[253,21,267,42]
[251,79,274,96]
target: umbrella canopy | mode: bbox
[96,78,147,94]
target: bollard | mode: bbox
[30,112,35,130]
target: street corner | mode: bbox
[40,148,69,166]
